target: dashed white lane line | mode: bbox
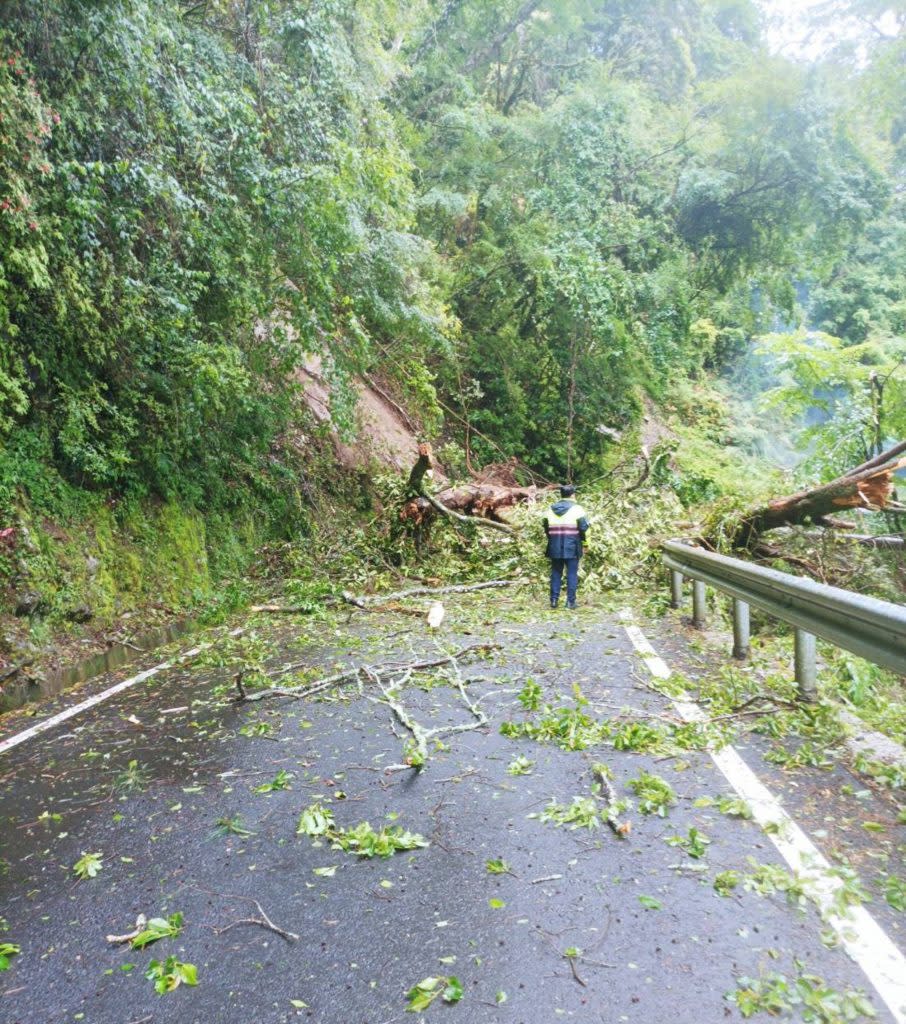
[0,629,242,757]
[619,609,906,1024]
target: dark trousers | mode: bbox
[549,557,579,605]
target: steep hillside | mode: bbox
[1,1,902,684]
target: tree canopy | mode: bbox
[0,0,901,504]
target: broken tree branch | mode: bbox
[623,445,651,494]
[731,439,906,548]
[204,892,298,943]
[591,764,631,838]
[372,661,489,772]
[250,578,521,615]
[802,531,905,549]
[407,442,435,496]
[239,644,500,703]
[106,914,147,945]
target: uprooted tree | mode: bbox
[400,444,553,549]
[731,440,906,549]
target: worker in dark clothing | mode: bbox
[542,484,589,609]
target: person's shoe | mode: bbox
[566,600,577,610]
[550,599,559,609]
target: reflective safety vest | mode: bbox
[543,500,589,560]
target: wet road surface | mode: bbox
[0,591,903,1023]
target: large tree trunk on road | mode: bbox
[400,447,551,541]
[733,440,906,548]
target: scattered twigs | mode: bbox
[589,701,682,725]
[578,956,618,969]
[800,530,905,549]
[432,766,479,784]
[565,950,587,987]
[371,669,427,770]
[704,693,801,724]
[591,763,631,838]
[447,673,489,733]
[106,914,147,945]
[208,894,298,943]
[361,601,427,618]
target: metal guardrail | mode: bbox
[662,539,906,700]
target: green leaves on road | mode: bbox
[538,796,604,831]
[628,771,676,817]
[332,822,429,859]
[694,794,754,819]
[506,756,534,776]
[296,802,335,836]
[0,943,20,971]
[714,871,742,897]
[254,769,294,794]
[666,828,711,859]
[296,802,428,859]
[728,967,876,1021]
[130,913,183,951]
[213,815,256,838]
[72,851,104,880]
[145,956,198,995]
[406,975,463,1012]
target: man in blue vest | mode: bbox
[543,484,590,609]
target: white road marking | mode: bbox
[0,629,242,756]
[619,609,906,1024]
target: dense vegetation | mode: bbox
[0,0,903,631]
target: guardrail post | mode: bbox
[794,629,817,702]
[732,599,750,660]
[692,579,706,628]
[662,539,906,679]
[670,570,683,609]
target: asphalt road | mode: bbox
[0,592,903,1023]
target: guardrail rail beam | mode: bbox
[662,539,906,696]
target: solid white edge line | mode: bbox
[619,609,906,1024]
[0,628,243,756]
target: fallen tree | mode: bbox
[732,440,906,549]
[400,444,551,543]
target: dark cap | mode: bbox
[560,484,576,497]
